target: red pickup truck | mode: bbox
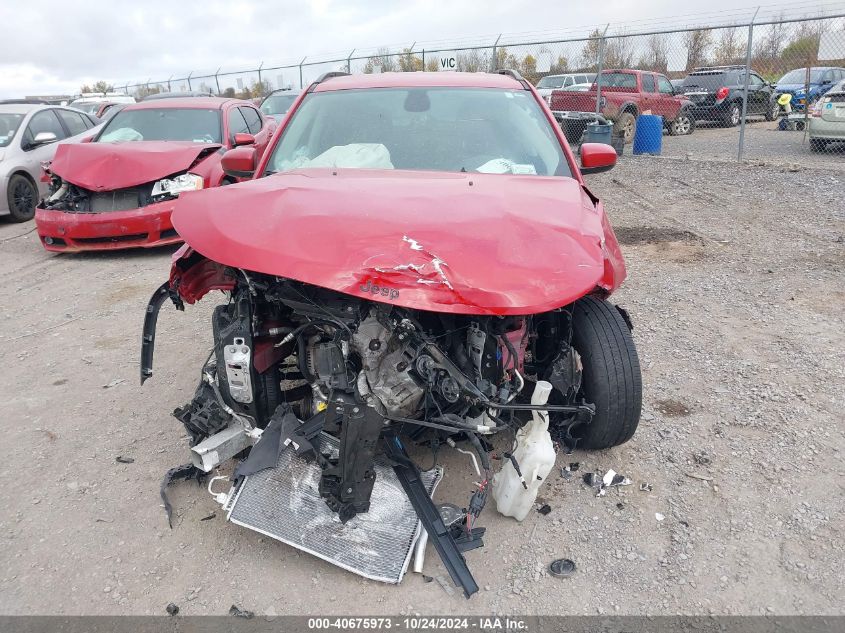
[549,69,695,142]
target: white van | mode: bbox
[535,73,597,101]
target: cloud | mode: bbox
[0,0,777,98]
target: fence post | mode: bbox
[738,7,760,161]
[491,34,502,71]
[167,75,172,92]
[347,49,355,73]
[421,49,425,69]
[187,71,193,91]
[299,57,307,89]
[214,67,221,95]
[595,24,610,116]
[258,61,264,89]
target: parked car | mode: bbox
[809,78,845,151]
[775,67,845,112]
[94,102,127,120]
[259,89,302,121]
[35,97,276,251]
[141,91,216,101]
[680,65,780,126]
[549,69,695,142]
[68,93,135,115]
[140,71,638,596]
[536,73,597,101]
[0,103,100,222]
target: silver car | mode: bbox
[0,103,100,222]
[809,78,845,152]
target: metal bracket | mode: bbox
[384,434,479,599]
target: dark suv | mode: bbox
[681,66,780,126]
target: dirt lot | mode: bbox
[0,156,843,617]
[661,118,845,169]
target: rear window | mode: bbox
[682,71,739,90]
[597,73,637,89]
[537,76,566,89]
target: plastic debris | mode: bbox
[229,604,255,619]
[549,558,576,578]
[165,603,179,616]
[537,504,552,516]
[655,512,665,521]
[102,378,125,389]
[115,456,134,464]
[639,482,653,492]
[200,512,216,522]
[422,574,434,583]
[583,469,632,497]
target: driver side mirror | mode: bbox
[221,146,257,179]
[30,131,58,148]
[232,132,255,147]
[580,143,617,175]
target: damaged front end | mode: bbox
[142,249,601,597]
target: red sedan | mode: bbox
[35,97,274,252]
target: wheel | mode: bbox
[765,99,780,121]
[613,112,637,144]
[668,110,695,136]
[570,296,642,450]
[723,102,741,127]
[809,138,826,152]
[6,174,37,222]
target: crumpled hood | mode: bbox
[172,168,619,315]
[49,141,222,191]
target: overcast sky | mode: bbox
[1,0,840,98]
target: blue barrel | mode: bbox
[584,122,612,145]
[632,114,663,155]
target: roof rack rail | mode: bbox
[314,71,351,84]
[692,65,746,72]
[495,68,531,89]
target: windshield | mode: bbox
[97,108,222,143]
[266,87,569,177]
[778,68,825,84]
[537,76,565,88]
[68,101,101,114]
[261,93,298,116]
[0,113,24,147]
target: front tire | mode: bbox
[669,110,695,136]
[7,174,37,222]
[613,112,637,144]
[570,297,642,450]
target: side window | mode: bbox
[23,110,66,148]
[240,107,262,134]
[657,76,674,94]
[750,74,764,87]
[227,108,249,140]
[642,74,656,93]
[56,109,88,136]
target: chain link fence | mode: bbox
[115,13,845,168]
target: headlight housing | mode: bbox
[151,173,204,198]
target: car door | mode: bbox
[640,73,657,113]
[226,106,250,148]
[238,105,272,158]
[19,109,69,196]
[655,74,682,120]
[748,73,768,114]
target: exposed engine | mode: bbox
[147,268,597,524]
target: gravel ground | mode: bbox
[0,156,843,617]
[657,118,845,170]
